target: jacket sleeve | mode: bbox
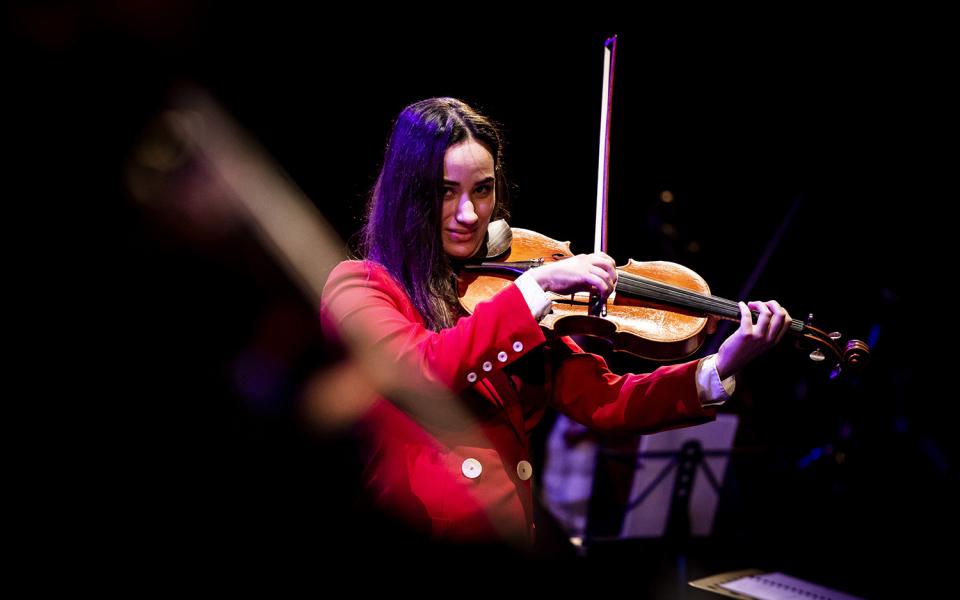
[320,260,547,394]
[548,336,717,434]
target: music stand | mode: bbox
[541,412,739,550]
[619,413,739,538]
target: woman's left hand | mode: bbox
[716,300,792,380]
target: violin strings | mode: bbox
[520,262,804,334]
[616,272,805,333]
[616,271,740,317]
[551,273,732,315]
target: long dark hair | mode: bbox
[360,98,510,331]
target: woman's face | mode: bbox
[440,139,496,259]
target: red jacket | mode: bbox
[320,260,716,545]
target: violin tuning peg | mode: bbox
[809,348,826,362]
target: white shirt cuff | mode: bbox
[696,354,736,407]
[514,271,553,322]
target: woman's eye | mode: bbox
[474,184,492,196]
[443,187,455,199]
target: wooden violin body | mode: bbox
[459,227,711,360]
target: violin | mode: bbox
[459,36,869,377]
[457,220,870,376]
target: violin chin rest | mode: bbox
[484,219,513,258]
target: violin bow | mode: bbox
[589,35,617,317]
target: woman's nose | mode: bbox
[456,196,478,224]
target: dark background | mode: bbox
[15,4,955,596]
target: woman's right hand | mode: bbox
[529,252,618,301]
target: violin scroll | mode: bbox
[797,313,871,378]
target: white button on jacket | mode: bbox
[516,460,533,481]
[462,458,482,479]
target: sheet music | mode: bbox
[719,572,864,600]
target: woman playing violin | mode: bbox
[320,97,791,547]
